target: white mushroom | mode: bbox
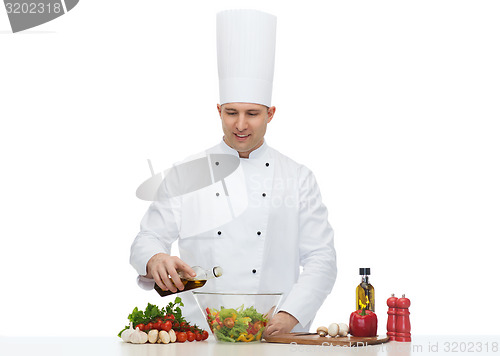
[129,327,148,344]
[148,329,159,344]
[159,330,171,344]
[328,323,339,337]
[168,329,176,343]
[338,323,349,337]
[316,326,328,337]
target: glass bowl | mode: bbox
[192,292,283,343]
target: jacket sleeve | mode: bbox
[130,177,182,278]
[276,166,337,328]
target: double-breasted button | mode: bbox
[216,192,220,197]
[215,161,220,166]
[262,193,266,197]
[252,269,257,274]
[257,231,261,236]
[217,231,222,236]
[265,162,270,167]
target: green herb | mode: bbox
[165,296,185,323]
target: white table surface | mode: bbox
[1,335,499,356]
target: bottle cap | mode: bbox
[359,268,371,275]
[213,266,223,278]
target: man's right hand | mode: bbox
[145,253,196,293]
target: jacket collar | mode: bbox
[219,138,269,159]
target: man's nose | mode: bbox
[235,115,248,132]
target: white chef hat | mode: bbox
[216,9,277,107]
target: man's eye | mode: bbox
[226,112,237,115]
[248,113,257,116]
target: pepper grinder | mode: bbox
[395,294,411,342]
[386,294,398,341]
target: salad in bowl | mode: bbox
[192,292,282,343]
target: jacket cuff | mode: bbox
[137,275,156,290]
[276,286,327,328]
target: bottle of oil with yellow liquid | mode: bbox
[356,267,375,311]
[154,266,223,297]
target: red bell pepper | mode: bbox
[349,308,378,337]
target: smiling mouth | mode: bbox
[234,133,250,140]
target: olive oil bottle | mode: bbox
[154,266,223,297]
[356,267,375,311]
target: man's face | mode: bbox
[218,102,276,158]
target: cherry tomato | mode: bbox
[186,331,195,342]
[201,330,209,340]
[174,322,180,329]
[153,321,162,330]
[164,314,175,321]
[177,332,187,343]
[195,332,202,341]
[161,321,172,332]
[145,322,153,331]
[136,323,145,331]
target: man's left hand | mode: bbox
[263,311,299,338]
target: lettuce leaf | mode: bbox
[239,306,266,322]
[215,331,236,342]
[219,307,238,320]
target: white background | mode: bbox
[1,0,499,337]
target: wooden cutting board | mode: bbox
[264,333,390,347]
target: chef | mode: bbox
[130,9,337,336]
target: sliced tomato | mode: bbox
[223,317,235,328]
[253,321,264,331]
[247,326,256,335]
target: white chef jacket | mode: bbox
[130,140,337,332]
